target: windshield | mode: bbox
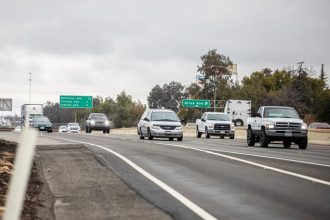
[91,114,107,120]
[151,112,179,122]
[68,123,79,126]
[33,117,51,123]
[263,107,299,119]
[207,114,230,121]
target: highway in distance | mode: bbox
[38,133,330,219]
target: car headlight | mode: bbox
[175,126,182,130]
[265,123,275,129]
[105,120,110,126]
[301,123,307,130]
[91,120,95,125]
[207,123,214,129]
[151,124,161,130]
[230,123,235,130]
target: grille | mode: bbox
[275,122,301,129]
[70,127,79,130]
[160,126,176,130]
[214,124,230,130]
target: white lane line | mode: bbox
[51,137,217,220]
[192,147,330,168]
[157,143,330,186]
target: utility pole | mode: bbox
[297,61,304,77]
[320,64,325,81]
[28,73,32,104]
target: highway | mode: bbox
[3,131,330,219]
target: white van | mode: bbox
[224,100,251,126]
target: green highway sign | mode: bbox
[182,99,210,108]
[60,95,93,108]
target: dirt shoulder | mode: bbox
[0,140,172,220]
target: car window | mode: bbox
[91,114,107,120]
[207,114,230,121]
[263,108,299,119]
[33,117,50,123]
[151,112,179,122]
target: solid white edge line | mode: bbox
[199,148,330,168]
[159,143,330,186]
[52,137,217,220]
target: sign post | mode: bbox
[60,96,93,108]
[182,99,210,108]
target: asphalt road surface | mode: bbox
[5,131,330,219]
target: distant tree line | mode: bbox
[148,49,329,123]
[43,91,145,128]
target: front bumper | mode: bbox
[150,128,183,138]
[208,129,235,136]
[265,129,308,137]
[89,125,110,130]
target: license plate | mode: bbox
[40,127,45,129]
[285,131,292,137]
[165,131,171,135]
[220,131,225,134]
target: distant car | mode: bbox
[30,116,52,132]
[58,125,68,133]
[85,113,110,133]
[308,122,330,129]
[67,123,81,133]
[137,109,183,141]
[14,126,22,133]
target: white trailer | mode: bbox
[224,100,251,126]
[21,104,43,126]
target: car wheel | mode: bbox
[298,136,308,150]
[234,119,243,126]
[247,128,255,146]
[260,128,269,148]
[196,126,202,138]
[103,130,106,134]
[169,137,174,141]
[283,138,291,148]
[48,129,52,133]
[147,128,153,140]
[205,128,210,138]
[139,128,144,139]
[177,136,183,141]
[220,136,224,139]
[85,126,89,133]
[107,129,110,134]
[230,135,234,139]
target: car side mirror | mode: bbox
[299,114,305,119]
[144,117,149,121]
[201,118,205,122]
[255,113,261,117]
[180,119,186,126]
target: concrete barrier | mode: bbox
[111,127,330,146]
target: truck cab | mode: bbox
[247,106,308,149]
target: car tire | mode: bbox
[103,130,106,134]
[247,128,255,146]
[230,135,235,139]
[48,129,52,133]
[169,137,174,141]
[178,136,183,141]
[205,128,210,138]
[147,128,153,140]
[139,128,144,139]
[107,129,110,134]
[283,139,291,148]
[234,119,244,126]
[196,126,202,138]
[298,136,308,150]
[220,136,224,139]
[260,128,269,148]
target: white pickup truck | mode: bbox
[196,112,235,139]
[246,106,308,149]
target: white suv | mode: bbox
[137,109,183,141]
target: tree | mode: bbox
[147,81,186,112]
[197,49,233,100]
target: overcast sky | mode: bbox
[1,0,329,116]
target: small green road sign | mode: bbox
[182,99,210,108]
[60,95,93,108]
